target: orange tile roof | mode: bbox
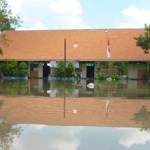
[0,29,150,61]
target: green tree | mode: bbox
[54,62,75,78]
[0,61,28,76]
[0,61,18,76]
[66,62,75,77]
[18,62,28,76]
[55,62,65,77]
[0,0,21,54]
[135,24,150,54]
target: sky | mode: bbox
[12,125,150,150]
[7,0,150,30]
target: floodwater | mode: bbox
[0,79,150,98]
[0,79,150,150]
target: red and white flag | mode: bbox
[106,39,111,58]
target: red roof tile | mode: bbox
[0,29,150,61]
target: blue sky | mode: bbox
[7,0,150,30]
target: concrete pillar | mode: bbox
[81,63,86,79]
[38,79,43,92]
[28,62,31,78]
[38,63,43,78]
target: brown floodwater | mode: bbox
[0,79,150,150]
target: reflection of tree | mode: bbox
[0,100,3,108]
[0,80,28,96]
[0,123,21,150]
[0,100,22,150]
[133,106,150,132]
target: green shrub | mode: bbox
[111,74,120,80]
[0,61,17,76]
[54,62,75,77]
[54,62,64,77]
[97,72,109,80]
[97,72,120,80]
[0,61,28,76]
[18,62,28,76]
[66,62,75,77]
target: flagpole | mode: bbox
[63,39,79,119]
[64,38,66,119]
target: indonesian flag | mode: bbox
[106,39,111,58]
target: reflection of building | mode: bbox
[0,96,150,128]
[128,62,148,80]
[0,29,150,79]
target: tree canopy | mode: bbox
[135,24,150,54]
[0,0,21,54]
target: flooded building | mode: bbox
[0,29,150,79]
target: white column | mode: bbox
[38,63,43,78]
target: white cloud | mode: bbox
[117,128,150,148]
[30,21,48,30]
[117,5,150,28]
[48,0,82,15]
[47,0,87,29]
[7,0,87,30]
[19,21,49,30]
[7,0,24,15]
[12,125,82,150]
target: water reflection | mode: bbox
[133,106,150,132]
[4,125,150,150]
[0,96,149,127]
[0,122,21,150]
[0,100,21,150]
[0,79,149,98]
[0,96,150,149]
[0,79,150,149]
[0,100,3,109]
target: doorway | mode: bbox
[43,63,50,78]
[86,65,95,79]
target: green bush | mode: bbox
[54,62,75,77]
[18,62,28,76]
[111,74,120,80]
[0,61,28,76]
[54,62,65,77]
[97,72,109,80]
[97,72,120,80]
[0,61,17,76]
[66,62,75,77]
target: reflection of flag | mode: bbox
[105,99,110,118]
[105,100,110,113]
[106,39,111,58]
